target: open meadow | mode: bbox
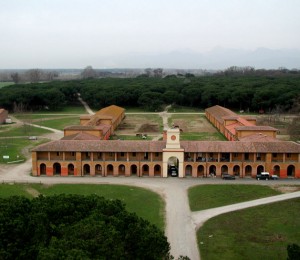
[0,183,165,230]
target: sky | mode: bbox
[1,0,300,69]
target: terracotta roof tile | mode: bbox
[235,126,277,131]
[239,134,280,142]
[32,140,300,153]
[61,132,100,140]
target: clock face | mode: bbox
[171,135,176,141]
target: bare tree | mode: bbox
[144,68,153,77]
[27,69,42,83]
[153,68,163,78]
[81,66,97,79]
[11,72,20,84]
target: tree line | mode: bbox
[0,75,299,113]
[0,194,170,259]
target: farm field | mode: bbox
[115,114,163,136]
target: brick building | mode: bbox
[0,109,8,124]
[205,105,277,141]
[32,127,300,178]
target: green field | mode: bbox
[36,116,80,130]
[198,198,300,260]
[0,183,165,230]
[168,105,204,113]
[188,185,281,211]
[0,125,52,137]
[0,138,49,163]
[0,82,14,88]
[180,132,226,141]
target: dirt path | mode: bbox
[78,94,94,115]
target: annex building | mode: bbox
[31,105,300,178]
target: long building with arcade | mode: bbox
[31,105,300,178]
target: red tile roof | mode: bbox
[206,105,236,124]
[61,132,100,140]
[239,134,280,142]
[235,126,277,131]
[32,140,300,153]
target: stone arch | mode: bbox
[209,165,216,177]
[257,165,264,174]
[154,164,161,177]
[221,165,228,174]
[233,165,240,177]
[273,165,280,176]
[68,163,74,175]
[167,156,179,177]
[83,164,90,175]
[131,164,137,176]
[287,165,295,177]
[142,164,149,176]
[40,163,46,175]
[245,165,252,177]
[197,165,205,177]
[185,165,192,177]
[53,162,61,175]
[107,164,113,176]
[119,164,125,176]
[95,164,102,176]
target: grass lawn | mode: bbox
[0,138,49,163]
[54,105,87,114]
[123,107,150,112]
[180,132,227,141]
[198,198,300,260]
[36,116,80,130]
[188,185,281,211]
[35,184,164,229]
[0,82,14,88]
[0,125,52,137]
[14,114,67,120]
[0,183,164,230]
[168,105,204,113]
[0,183,33,198]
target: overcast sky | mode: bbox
[1,0,300,69]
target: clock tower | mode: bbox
[162,128,184,177]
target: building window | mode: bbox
[97,152,102,159]
[273,153,277,158]
[132,152,136,157]
[245,153,249,160]
[155,152,159,157]
[144,152,148,160]
[287,153,291,158]
[121,152,125,157]
[233,153,238,158]
[56,152,60,156]
[71,152,75,156]
[109,152,113,157]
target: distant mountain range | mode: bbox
[101,48,300,70]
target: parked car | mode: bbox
[222,173,236,180]
[270,174,279,180]
[170,170,178,177]
[256,172,270,180]
[169,166,178,177]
